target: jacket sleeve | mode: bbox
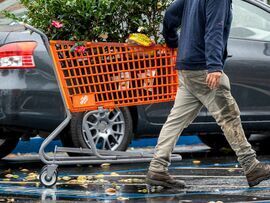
[205,0,229,73]
[163,0,185,48]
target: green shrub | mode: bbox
[2,0,172,43]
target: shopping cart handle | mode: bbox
[18,22,51,54]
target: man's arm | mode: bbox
[163,0,185,48]
[205,0,229,73]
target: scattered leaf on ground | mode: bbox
[138,189,148,193]
[4,174,19,179]
[77,176,88,184]
[28,173,38,176]
[94,179,108,183]
[5,174,14,178]
[105,188,116,195]
[67,180,77,184]
[62,176,72,181]
[193,160,201,165]
[101,163,111,168]
[87,176,94,180]
[25,173,38,181]
[7,198,15,202]
[77,176,87,181]
[95,174,104,179]
[110,172,119,176]
[2,179,10,181]
[20,169,29,172]
[12,175,19,179]
[117,197,129,201]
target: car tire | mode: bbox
[199,133,251,151]
[59,127,79,156]
[0,131,20,159]
[68,107,133,152]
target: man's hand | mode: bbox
[206,72,222,89]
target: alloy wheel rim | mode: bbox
[82,109,125,150]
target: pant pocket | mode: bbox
[219,73,231,91]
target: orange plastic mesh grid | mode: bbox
[49,41,178,112]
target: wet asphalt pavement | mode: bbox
[0,145,270,203]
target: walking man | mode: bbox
[146,0,270,188]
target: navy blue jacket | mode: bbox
[163,0,232,72]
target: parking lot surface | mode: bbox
[0,145,270,203]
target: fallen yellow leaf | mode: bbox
[2,179,10,181]
[117,197,129,201]
[193,160,201,165]
[101,163,111,168]
[105,188,116,195]
[110,172,119,176]
[5,174,14,178]
[7,198,15,202]
[95,174,104,179]
[62,176,72,181]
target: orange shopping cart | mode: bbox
[23,24,182,187]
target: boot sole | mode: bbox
[248,174,270,187]
[145,178,185,189]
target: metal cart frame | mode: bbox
[22,24,182,187]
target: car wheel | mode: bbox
[0,131,20,159]
[199,133,251,151]
[68,107,133,152]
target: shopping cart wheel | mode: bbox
[39,165,58,187]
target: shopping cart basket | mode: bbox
[22,24,182,187]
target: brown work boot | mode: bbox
[246,163,270,187]
[145,170,186,188]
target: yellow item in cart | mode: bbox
[128,33,155,47]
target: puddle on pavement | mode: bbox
[0,155,270,202]
[0,175,268,202]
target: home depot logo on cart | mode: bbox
[73,94,96,108]
[80,95,89,105]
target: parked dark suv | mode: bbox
[1,0,270,158]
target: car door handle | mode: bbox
[227,54,233,58]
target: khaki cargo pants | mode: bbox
[149,70,259,174]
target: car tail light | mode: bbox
[0,42,37,69]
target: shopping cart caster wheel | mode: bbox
[39,165,58,187]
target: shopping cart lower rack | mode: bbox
[23,24,182,187]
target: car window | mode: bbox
[0,0,26,25]
[231,0,270,41]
